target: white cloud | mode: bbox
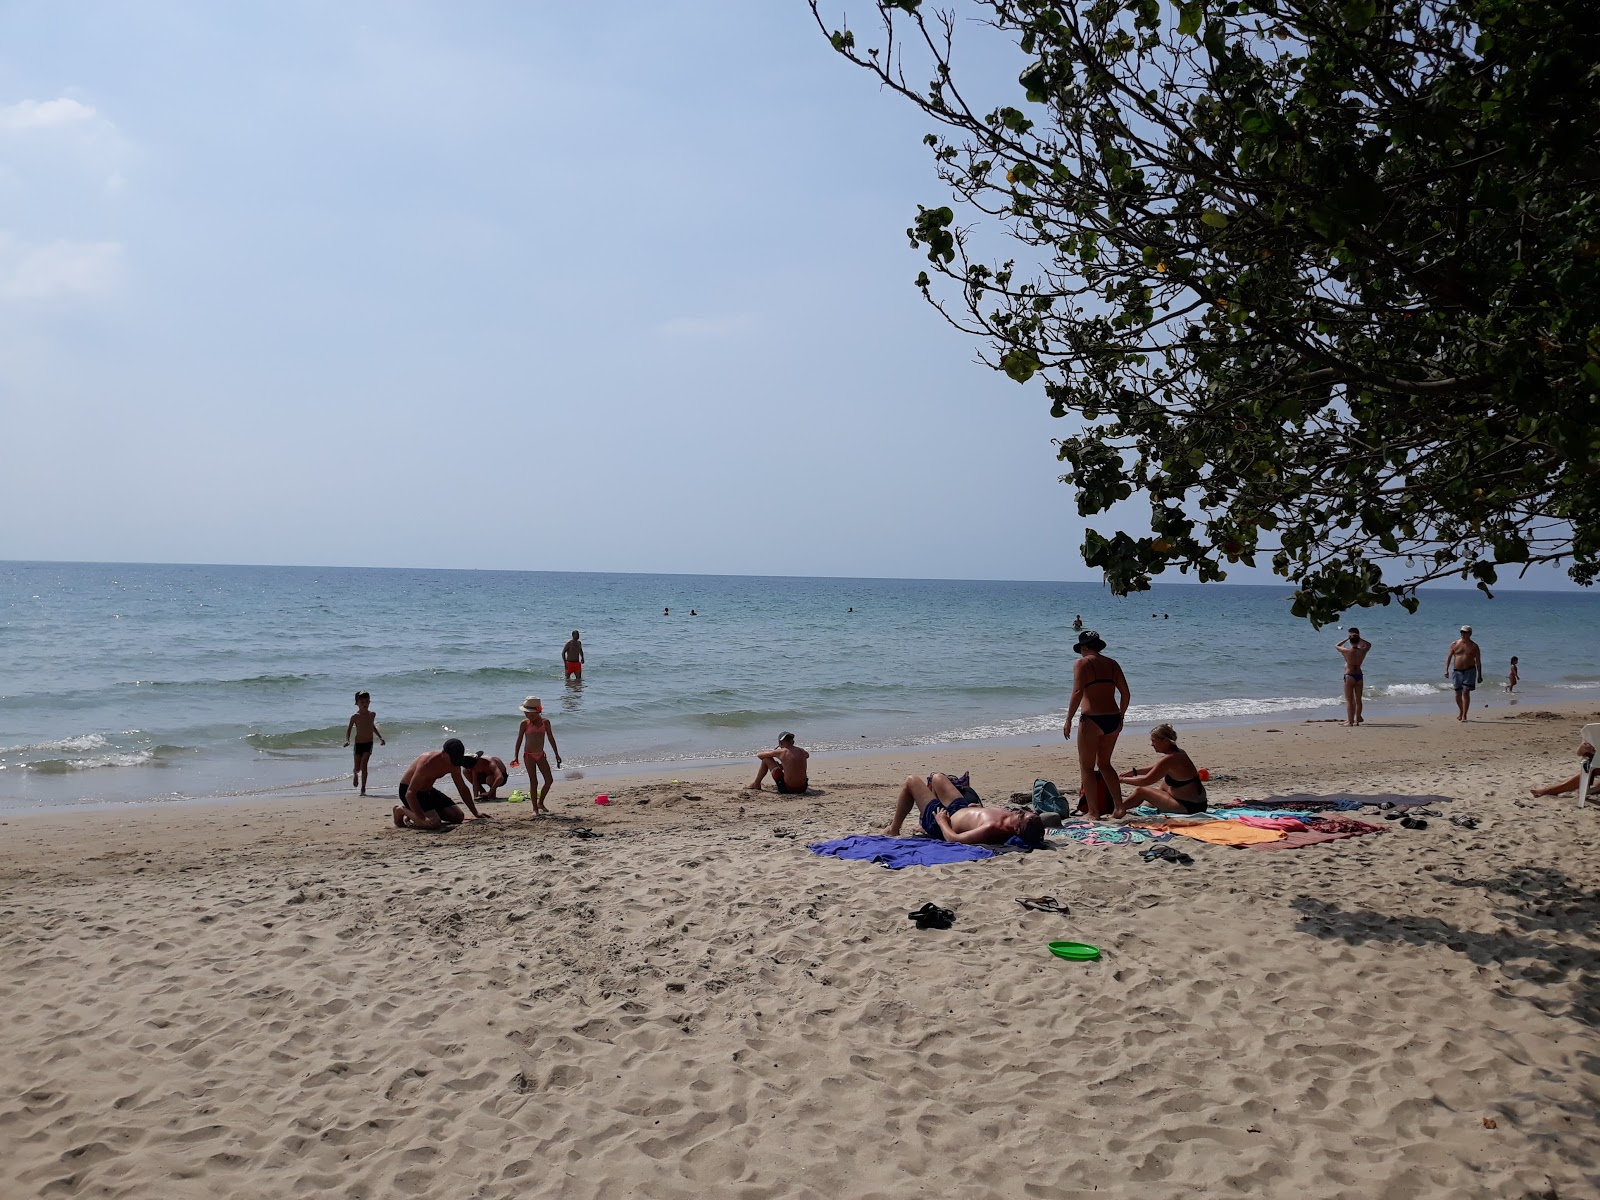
[0,98,98,132]
[1,239,123,301]
[656,314,754,339]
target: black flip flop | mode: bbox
[1016,896,1069,914]
[907,903,955,930]
[1399,816,1428,830]
[1449,814,1480,830]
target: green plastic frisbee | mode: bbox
[1048,941,1101,961]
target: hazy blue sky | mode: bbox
[0,1,1117,580]
[0,3,1576,592]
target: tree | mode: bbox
[811,0,1600,624]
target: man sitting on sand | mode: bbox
[394,739,489,830]
[748,731,809,794]
[885,772,1046,847]
[1530,741,1596,798]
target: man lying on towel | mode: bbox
[884,773,1045,847]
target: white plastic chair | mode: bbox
[1579,723,1600,811]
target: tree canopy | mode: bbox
[812,0,1600,624]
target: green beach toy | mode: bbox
[1048,941,1101,961]
[507,789,530,804]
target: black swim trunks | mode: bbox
[353,741,373,761]
[772,766,807,795]
[398,782,454,813]
[919,785,983,840]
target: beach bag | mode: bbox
[1077,771,1112,818]
[1031,778,1068,816]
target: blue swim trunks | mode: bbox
[1451,668,1477,692]
[919,787,983,839]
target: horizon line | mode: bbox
[0,557,1586,595]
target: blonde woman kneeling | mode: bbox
[1117,723,1206,818]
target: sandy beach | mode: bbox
[3,706,1598,1199]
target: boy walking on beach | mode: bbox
[562,631,585,679]
[1507,657,1520,693]
[1445,625,1484,721]
[1336,628,1371,727]
[512,697,562,813]
[344,690,386,796]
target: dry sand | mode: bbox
[2,706,1598,1199]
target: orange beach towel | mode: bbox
[1159,820,1286,847]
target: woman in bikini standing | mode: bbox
[1064,629,1130,818]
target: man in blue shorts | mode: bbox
[883,772,1044,846]
[1445,625,1484,721]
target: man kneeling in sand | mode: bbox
[885,773,1045,847]
[394,739,489,829]
[747,731,809,794]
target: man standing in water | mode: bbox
[562,630,585,679]
[1336,628,1371,727]
[1445,625,1484,721]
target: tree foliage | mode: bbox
[812,0,1600,623]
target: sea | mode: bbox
[2,561,1596,812]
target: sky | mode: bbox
[0,3,1577,590]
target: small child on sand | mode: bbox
[512,696,562,814]
[1506,656,1519,693]
[343,690,386,796]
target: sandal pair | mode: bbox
[907,903,955,930]
[1450,814,1480,830]
[1399,815,1428,830]
[1141,845,1193,865]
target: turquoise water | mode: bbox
[2,561,1595,810]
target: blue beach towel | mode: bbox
[808,835,998,869]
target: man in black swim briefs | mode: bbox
[883,772,1045,846]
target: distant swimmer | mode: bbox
[748,731,809,794]
[664,607,670,616]
[883,772,1044,846]
[344,689,386,796]
[562,630,585,679]
[1445,625,1483,721]
[690,609,697,616]
[1336,627,1371,727]
[512,697,562,813]
[1064,630,1130,819]
[1506,656,1519,693]
[394,739,488,830]
[848,607,854,613]
[1072,614,1083,629]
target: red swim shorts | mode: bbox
[564,661,582,676]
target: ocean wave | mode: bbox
[905,694,1345,746]
[1377,682,1444,696]
[25,751,156,772]
[1551,682,1600,690]
[0,732,111,755]
[686,709,817,730]
[123,672,322,691]
[245,725,348,751]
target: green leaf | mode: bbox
[1177,4,1202,36]
[1200,209,1229,229]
